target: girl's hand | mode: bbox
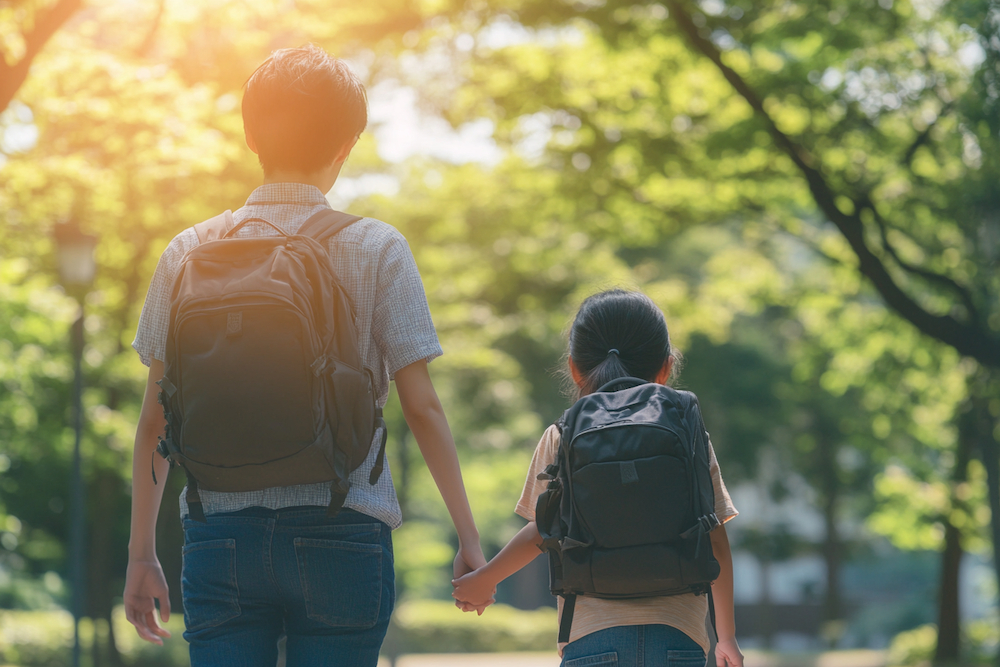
[715,637,744,667]
[451,569,497,613]
[453,545,492,613]
[123,559,172,645]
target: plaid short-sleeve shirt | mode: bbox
[132,183,443,528]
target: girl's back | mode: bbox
[453,289,744,667]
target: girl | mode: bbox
[452,289,744,667]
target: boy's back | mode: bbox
[132,181,442,527]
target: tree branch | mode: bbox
[0,0,83,113]
[133,0,165,57]
[902,102,951,167]
[861,195,980,324]
[666,0,1000,367]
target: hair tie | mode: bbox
[607,348,620,357]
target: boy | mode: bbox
[123,45,486,667]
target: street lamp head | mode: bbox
[53,222,98,289]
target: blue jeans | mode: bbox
[181,507,394,667]
[561,624,705,667]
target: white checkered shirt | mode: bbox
[132,183,443,528]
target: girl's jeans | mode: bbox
[181,506,394,667]
[561,624,706,667]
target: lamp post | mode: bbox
[54,222,97,667]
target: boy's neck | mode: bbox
[262,161,344,195]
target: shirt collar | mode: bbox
[244,182,331,209]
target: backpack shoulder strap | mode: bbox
[682,391,719,527]
[193,210,234,244]
[298,209,363,246]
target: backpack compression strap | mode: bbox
[558,594,577,644]
[193,210,234,244]
[708,587,718,643]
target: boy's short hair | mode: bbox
[243,45,368,174]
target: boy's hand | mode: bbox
[715,638,744,667]
[451,569,497,613]
[454,544,487,578]
[124,559,172,645]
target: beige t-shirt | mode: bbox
[516,424,739,655]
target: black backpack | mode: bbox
[155,209,387,522]
[534,377,721,642]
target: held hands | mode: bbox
[123,559,172,645]
[451,568,496,614]
[451,545,496,615]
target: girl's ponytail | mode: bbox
[568,289,675,396]
[579,348,632,395]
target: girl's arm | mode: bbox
[123,360,173,644]
[452,521,543,607]
[394,361,487,581]
[710,524,744,667]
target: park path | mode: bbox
[378,649,888,667]
[382,654,557,667]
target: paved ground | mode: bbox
[380,654,558,667]
[377,650,889,667]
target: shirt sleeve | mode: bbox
[708,437,739,523]
[515,425,561,521]
[372,232,443,378]
[132,235,188,367]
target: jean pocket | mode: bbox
[564,652,618,666]
[294,533,382,628]
[666,649,706,667]
[181,538,240,632]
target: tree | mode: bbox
[662,0,999,365]
[397,0,999,656]
[0,0,83,112]
[0,0,431,658]
[3,0,996,662]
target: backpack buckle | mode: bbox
[311,356,335,376]
[155,436,175,463]
[536,463,560,481]
[681,513,721,540]
[156,376,177,398]
[558,537,591,550]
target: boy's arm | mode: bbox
[394,360,486,579]
[451,521,542,607]
[710,524,744,667]
[123,360,173,644]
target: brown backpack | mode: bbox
[155,209,387,522]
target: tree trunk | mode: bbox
[935,521,962,665]
[817,431,843,638]
[760,557,773,649]
[87,468,124,667]
[973,384,1000,667]
[935,405,974,664]
[821,501,842,622]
